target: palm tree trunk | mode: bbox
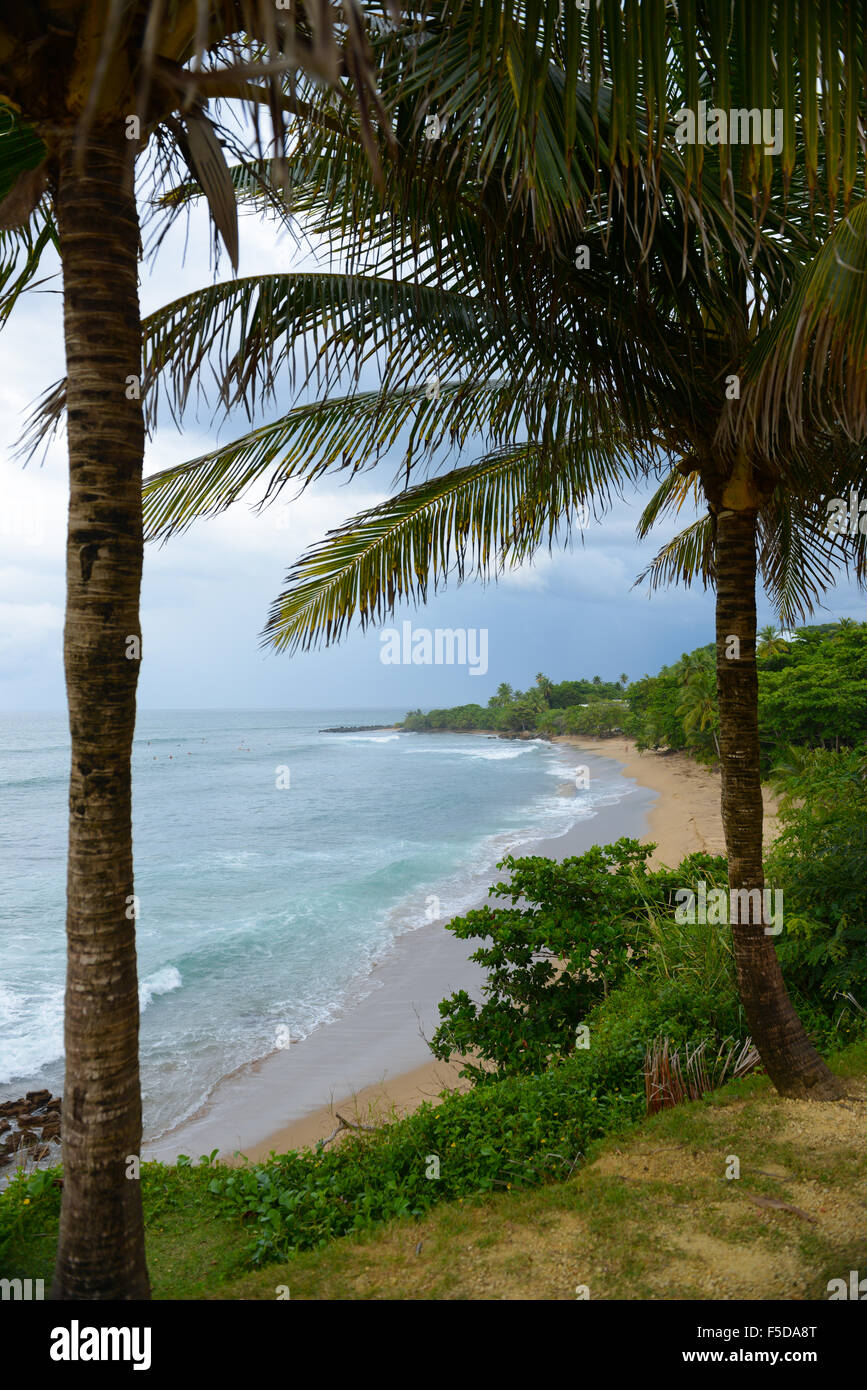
[715,507,843,1100]
[51,125,150,1298]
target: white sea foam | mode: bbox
[0,982,64,1083]
[341,734,400,743]
[408,744,533,760]
[139,966,183,1010]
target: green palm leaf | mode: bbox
[261,437,634,654]
[0,106,56,322]
[634,513,716,595]
[142,381,492,541]
[142,367,640,543]
[729,198,867,450]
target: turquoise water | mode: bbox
[0,709,632,1138]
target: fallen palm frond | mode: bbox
[644,1036,760,1115]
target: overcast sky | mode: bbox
[2,188,865,715]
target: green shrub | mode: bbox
[768,748,867,1008]
[429,841,731,1082]
[209,1037,651,1264]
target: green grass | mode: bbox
[3,1038,865,1300]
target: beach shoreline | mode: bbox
[143,736,779,1167]
[556,735,780,868]
[142,740,650,1164]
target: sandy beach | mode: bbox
[559,736,780,868]
[144,737,779,1166]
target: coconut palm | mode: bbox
[677,665,721,759]
[0,0,392,1302]
[757,625,790,658]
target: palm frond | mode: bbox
[634,481,859,627]
[138,269,528,425]
[634,513,716,595]
[142,367,641,543]
[261,435,635,653]
[727,199,867,452]
[757,496,847,627]
[0,208,57,325]
[636,464,705,539]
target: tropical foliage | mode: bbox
[402,621,867,767]
[768,749,867,1006]
[428,841,732,1082]
[628,622,867,765]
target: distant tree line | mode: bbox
[402,672,628,737]
[401,623,867,768]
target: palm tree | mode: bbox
[136,8,867,1106]
[0,0,387,1302]
[535,673,553,704]
[677,666,721,758]
[494,682,515,707]
[757,625,790,658]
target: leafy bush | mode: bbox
[758,624,867,759]
[767,748,867,1008]
[209,1054,645,1264]
[561,700,627,738]
[429,840,731,1082]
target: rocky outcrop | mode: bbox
[0,1091,62,1169]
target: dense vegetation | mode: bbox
[402,674,626,735]
[402,622,867,770]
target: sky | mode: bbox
[2,184,865,715]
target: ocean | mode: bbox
[0,708,639,1143]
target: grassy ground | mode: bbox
[4,1040,866,1300]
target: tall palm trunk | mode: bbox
[51,125,150,1299]
[714,505,843,1100]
